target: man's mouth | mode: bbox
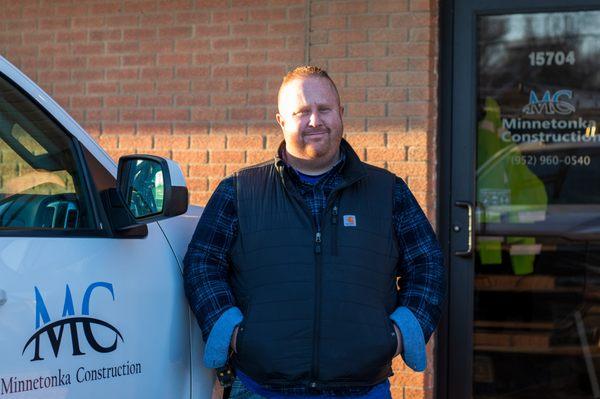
[304,129,328,137]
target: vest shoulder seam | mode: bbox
[234,160,275,177]
[362,162,396,179]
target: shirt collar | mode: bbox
[275,141,346,185]
[274,138,367,190]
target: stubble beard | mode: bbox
[303,128,343,168]
[304,137,326,157]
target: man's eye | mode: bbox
[294,110,309,116]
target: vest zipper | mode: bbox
[280,182,322,383]
[311,194,343,383]
[278,174,348,385]
[331,205,338,256]
[315,231,322,254]
[311,195,339,383]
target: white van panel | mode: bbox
[0,223,191,398]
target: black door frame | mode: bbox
[437,1,600,398]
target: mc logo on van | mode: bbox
[22,282,123,362]
[522,90,575,115]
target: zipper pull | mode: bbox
[315,232,322,254]
[331,206,338,225]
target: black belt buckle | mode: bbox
[216,364,235,388]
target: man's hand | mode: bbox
[230,326,239,353]
[393,322,403,357]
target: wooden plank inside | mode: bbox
[475,275,581,292]
[474,332,550,348]
[475,320,556,330]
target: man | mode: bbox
[183,66,445,399]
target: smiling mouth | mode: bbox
[304,130,328,136]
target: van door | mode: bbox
[0,72,191,398]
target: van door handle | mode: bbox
[0,289,6,306]
[454,201,474,257]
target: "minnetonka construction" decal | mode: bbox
[1,361,142,396]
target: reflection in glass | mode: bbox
[126,159,164,218]
[475,10,600,398]
[0,76,92,229]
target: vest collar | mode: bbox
[274,138,367,188]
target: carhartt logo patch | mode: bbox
[343,215,357,227]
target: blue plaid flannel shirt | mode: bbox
[183,150,445,396]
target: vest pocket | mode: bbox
[318,309,396,381]
[387,318,399,359]
[380,311,399,362]
[236,323,246,355]
[236,302,251,355]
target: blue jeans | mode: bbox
[228,378,392,399]
[230,378,266,399]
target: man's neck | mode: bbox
[284,149,341,175]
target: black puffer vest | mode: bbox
[230,140,399,389]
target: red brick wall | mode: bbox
[0,1,439,397]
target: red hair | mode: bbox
[278,65,340,104]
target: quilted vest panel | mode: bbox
[230,157,398,388]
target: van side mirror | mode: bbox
[117,155,188,221]
[101,155,188,234]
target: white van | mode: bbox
[0,56,216,398]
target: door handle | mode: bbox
[454,201,474,257]
[0,289,6,306]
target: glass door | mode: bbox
[441,2,600,398]
[474,10,600,398]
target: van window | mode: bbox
[0,75,94,230]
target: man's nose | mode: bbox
[308,110,321,127]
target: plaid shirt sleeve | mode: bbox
[183,176,238,342]
[393,177,446,342]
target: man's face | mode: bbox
[276,76,344,163]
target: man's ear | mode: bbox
[339,106,344,116]
[276,113,285,130]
